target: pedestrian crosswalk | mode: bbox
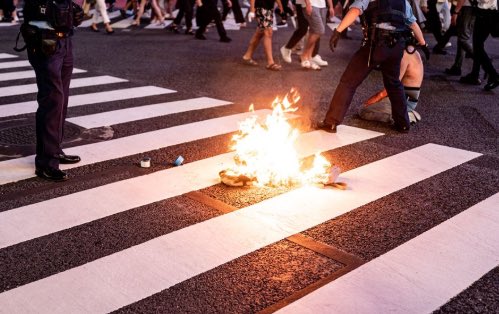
[0,53,497,313]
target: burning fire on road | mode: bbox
[219,89,345,189]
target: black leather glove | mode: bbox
[419,43,430,61]
[329,28,341,52]
[72,2,84,27]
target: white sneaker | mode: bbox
[311,55,328,67]
[409,110,421,124]
[280,46,292,63]
[301,59,321,70]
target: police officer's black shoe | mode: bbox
[57,154,81,164]
[392,124,410,133]
[35,167,69,182]
[315,121,337,133]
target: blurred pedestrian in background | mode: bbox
[242,0,284,70]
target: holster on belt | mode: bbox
[15,23,67,56]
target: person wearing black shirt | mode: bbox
[457,0,499,90]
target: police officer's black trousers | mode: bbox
[28,38,73,170]
[324,40,410,129]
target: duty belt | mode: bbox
[41,30,70,40]
[374,28,403,38]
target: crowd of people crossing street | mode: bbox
[4,0,496,89]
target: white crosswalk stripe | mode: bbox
[67,97,233,128]
[0,53,19,59]
[0,60,31,69]
[0,53,495,313]
[0,75,127,97]
[0,86,175,117]
[0,68,86,82]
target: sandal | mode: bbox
[242,58,258,66]
[266,63,282,71]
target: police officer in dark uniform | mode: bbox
[316,0,428,133]
[19,0,83,181]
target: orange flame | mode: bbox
[226,89,331,187]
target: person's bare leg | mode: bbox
[262,28,276,66]
[243,31,264,60]
[151,0,165,23]
[301,33,320,61]
[134,0,147,25]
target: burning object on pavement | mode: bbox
[219,89,347,189]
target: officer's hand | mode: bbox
[72,2,84,27]
[329,28,341,52]
[419,43,430,61]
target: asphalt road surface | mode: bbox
[0,11,498,314]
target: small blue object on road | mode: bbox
[174,156,184,166]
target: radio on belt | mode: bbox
[140,157,151,168]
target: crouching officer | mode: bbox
[315,0,428,133]
[15,0,83,181]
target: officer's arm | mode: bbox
[409,21,426,46]
[336,7,361,32]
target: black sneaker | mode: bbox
[444,67,461,76]
[459,74,481,85]
[35,167,68,182]
[220,36,232,43]
[315,121,337,133]
[195,33,207,40]
[484,78,499,91]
